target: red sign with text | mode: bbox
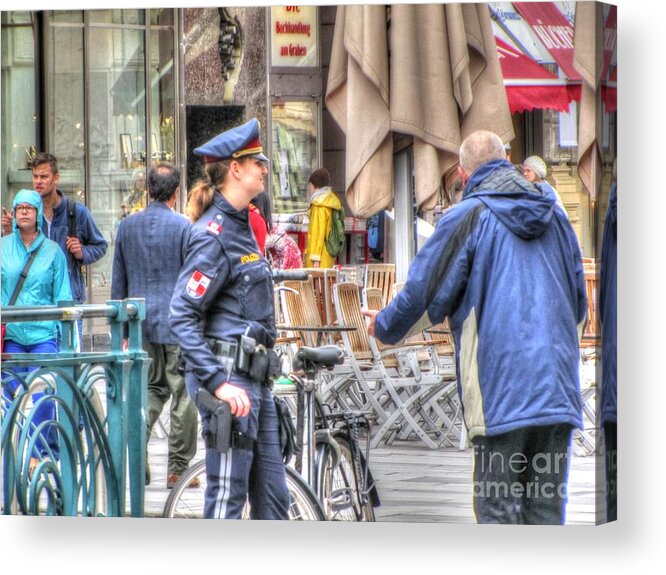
[514,2,581,81]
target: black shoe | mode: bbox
[145,458,151,485]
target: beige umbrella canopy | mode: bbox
[326,3,514,218]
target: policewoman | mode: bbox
[169,119,289,519]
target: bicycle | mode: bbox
[162,458,325,520]
[163,344,379,521]
[286,344,379,521]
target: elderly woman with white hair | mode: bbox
[521,155,566,214]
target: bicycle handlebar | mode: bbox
[272,269,309,283]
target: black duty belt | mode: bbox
[209,337,280,387]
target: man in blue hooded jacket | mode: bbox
[600,176,617,522]
[364,130,587,524]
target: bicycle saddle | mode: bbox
[294,345,344,371]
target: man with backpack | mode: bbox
[303,168,345,268]
[2,152,108,306]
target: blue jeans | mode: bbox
[2,339,59,459]
[186,371,290,520]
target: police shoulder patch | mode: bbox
[240,253,260,264]
[186,270,212,299]
[206,220,223,235]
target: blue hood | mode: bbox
[463,159,555,240]
[12,189,44,234]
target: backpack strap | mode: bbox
[66,197,78,238]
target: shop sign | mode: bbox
[514,2,581,80]
[271,6,318,68]
[489,2,554,63]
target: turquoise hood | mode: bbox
[12,189,44,234]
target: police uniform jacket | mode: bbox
[169,191,276,395]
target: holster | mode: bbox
[195,387,232,453]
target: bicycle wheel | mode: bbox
[284,466,327,521]
[321,434,375,521]
[162,460,326,520]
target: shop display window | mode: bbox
[270,100,319,215]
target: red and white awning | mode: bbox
[513,1,581,81]
[491,2,616,115]
[495,36,575,113]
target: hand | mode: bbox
[66,236,84,260]
[1,207,13,236]
[214,382,251,417]
[312,261,320,268]
[361,309,379,337]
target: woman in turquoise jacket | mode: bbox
[2,189,72,467]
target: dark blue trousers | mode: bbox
[604,421,617,522]
[471,423,573,524]
[186,372,290,520]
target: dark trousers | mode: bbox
[472,424,573,524]
[185,372,289,520]
[604,421,617,522]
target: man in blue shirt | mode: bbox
[112,162,198,488]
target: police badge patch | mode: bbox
[206,221,222,235]
[186,270,211,299]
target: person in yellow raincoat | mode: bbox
[304,168,343,268]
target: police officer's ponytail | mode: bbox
[185,160,232,222]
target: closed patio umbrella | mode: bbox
[326,3,514,218]
[574,2,617,201]
[326,4,392,218]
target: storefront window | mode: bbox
[51,11,83,23]
[90,26,147,307]
[47,23,86,205]
[270,100,319,214]
[149,13,177,168]
[1,12,36,205]
[89,9,144,26]
[37,9,178,341]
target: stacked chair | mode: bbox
[363,263,396,309]
[275,267,467,450]
[329,281,459,449]
[575,257,601,455]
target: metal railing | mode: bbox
[1,299,150,517]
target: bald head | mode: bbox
[459,130,507,174]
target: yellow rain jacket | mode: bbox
[304,186,343,268]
